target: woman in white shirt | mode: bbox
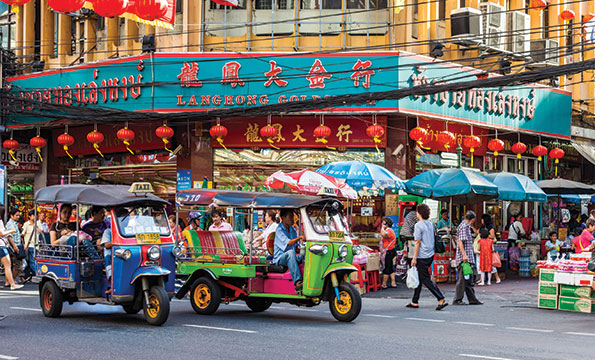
[0,218,23,290]
[251,210,279,255]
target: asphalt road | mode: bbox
[0,282,593,360]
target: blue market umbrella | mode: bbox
[484,172,547,202]
[315,161,405,190]
[405,168,498,204]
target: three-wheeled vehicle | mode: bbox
[34,183,180,325]
[175,189,362,322]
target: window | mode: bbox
[543,6,549,39]
[438,0,446,20]
[307,203,345,235]
[300,0,341,10]
[209,0,246,10]
[0,13,16,50]
[412,0,418,39]
[116,206,170,238]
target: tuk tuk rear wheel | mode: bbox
[245,298,272,312]
[143,285,170,326]
[40,281,63,318]
[329,282,361,322]
[190,277,221,315]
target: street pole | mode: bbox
[456,144,462,169]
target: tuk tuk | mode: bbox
[174,189,362,322]
[33,183,180,326]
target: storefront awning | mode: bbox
[571,138,595,166]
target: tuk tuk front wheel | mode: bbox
[190,277,221,315]
[143,285,170,326]
[329,282,361,322]
[245,298,272,312]
[40,281,63,318]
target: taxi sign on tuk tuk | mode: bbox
[328,231,345,242]
[136,232,161,244]
[129,182,154,193]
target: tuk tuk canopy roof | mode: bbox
[35,185,169,207]
[176,189,331,208]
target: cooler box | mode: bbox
[431,260,450,283]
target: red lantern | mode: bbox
[87,130,105,157]
[532,144,548,175]
[549,148,564,177]
[46,0,85,13]
[583,13,595,23]
[560,9,575,21]
[0,0,32,6]
[409,126,427,146]
[366,124,384,153]
[313,125,331,138]
[530,0,547,10]
[117,127,135,154]
[488,138,504,168]
[130,0,167,20]
[29,136,47,162]
[3,138,19,162]
[259,125,278,149]
[156,124,174,152]
[210,124,228,149]
[57,133,75,159]
[512,142,527,159]
[437,131,455,151]
[463,135,481,166]
[92,0,129,18]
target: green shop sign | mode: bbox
[5,52,571,138]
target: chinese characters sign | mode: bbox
[212,116,387,149]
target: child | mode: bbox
[478,227,494,286]
[545,231,563,259]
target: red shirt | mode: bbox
[573,230,594,253]
[382,228,396,250]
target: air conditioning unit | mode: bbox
[506,11,531,58]
[479,2,506,52]
[450,7,483,46]
[530,39,560,67]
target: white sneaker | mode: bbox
[496,279,501,284]
[477,282,485,286]
[487,282,491,286]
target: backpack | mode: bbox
[434,224,446,254]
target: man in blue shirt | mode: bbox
[274,209,304,292]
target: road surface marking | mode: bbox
[0,290,38,295]
[226,303,245,307]
[0,354,19,360]
[183,324,257,334]
[455,321,495,327]
[9,307,42,312]
[564,331,595,337]
[459,354,517,360]
[0,296,35,300]
[363,314,395,318]
[506,327,553,333]
[286,307,318,312]
[405,317,445,323]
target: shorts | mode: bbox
[0,246,9,259]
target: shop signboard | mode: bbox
[176,169,191,191]
[6,52,571,139]
[1,144,41,171]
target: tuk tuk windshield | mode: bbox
[306,205,346,235]
[115,205,170,238]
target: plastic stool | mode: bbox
[366,269,380,292]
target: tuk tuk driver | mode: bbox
[274,209,304,292]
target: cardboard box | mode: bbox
[558,296,592,313]
[353,283,366,296]
[553,271,574,285]
[574,274,593,287]
[366,253,380,272]
[538,281,559,296]
[540,269,556,282]
[538,294,558,309]
[559,285,592,299]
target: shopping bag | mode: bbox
[492,252,502,268]
[406,266,419,289]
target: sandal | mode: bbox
[436,302,449,311]
[10,284,23,290]
[406,303,419,308]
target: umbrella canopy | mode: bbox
[405,168,499,204]
[484,172,547,202]
[315,161,405,190]
[265,170,358,199]
[537,178,595,195]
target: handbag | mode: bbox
[16,244,26,260]
[434,224,446,254]
[492,251,502,268]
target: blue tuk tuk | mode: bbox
[33,183,181,326]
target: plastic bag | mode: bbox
[406,266,419,289]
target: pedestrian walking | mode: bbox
[5,209,24,284]
[453,210,482,305]
[21,210,37,283]
[379,217,397,289]
[477,227,494,286]
[0,209,23,290]
[406,204,448,310]
[480,214,501,284]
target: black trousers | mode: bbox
[383,249,396,275]
[412,256,444,303]
[454,264,480,303]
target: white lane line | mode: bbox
[286,308,318,312]
[363,314,395,319]
[455,321,495,327]
[459,354,517,360]
[564,331,595,337]
[0,290,38,295]
[0,354,19,360]
[0,296,35,299]
[405,317,445,323]
[10,307,42,312]
[226,303,245,307]
[183,324,257,334]
[506,327,553,333]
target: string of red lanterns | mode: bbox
[46,0,85,13]
[28,0,169,21]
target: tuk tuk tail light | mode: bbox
[115,248,132,260]
[353,245,362,255]
[148,245,161,261]
[309,244,328,255]
[338,244,348,259]
[172,246,183,258]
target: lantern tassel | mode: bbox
[63,145,73,159]
[162,138,173,153]
[93,143,104,158]
[555,159,559,177]
[470,148,474,167]
[8,149,16,162]
[35,147,43,162]
[373,135,381,154]
[316,136,336,150]
[538,156,542,175]
[216,137,227,150]
[267,138,279,150]
[123,140,134,155]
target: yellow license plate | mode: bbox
[328,231,345,242]
[136,232,161,244]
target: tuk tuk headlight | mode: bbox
[338,244,348,258]
[353,245,362,255]
[147,245,161,261]
[309,244,328,255]
[114,248,132,260]
[172,246,183,258]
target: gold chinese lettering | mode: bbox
[244,123,262,143]
[336,124,353,143]
[292,125,306,142]
[271,123,285,143]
